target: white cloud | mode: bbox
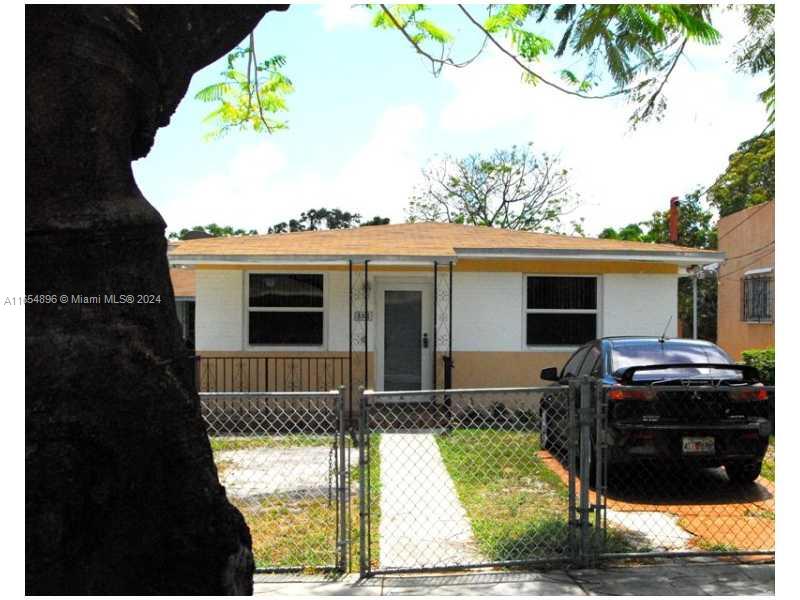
[437,28,768,235]
[158,139,289,230]
[315,3,371,32]
[160,105,427,231]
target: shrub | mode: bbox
[742,348,775,385]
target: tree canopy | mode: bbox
[706,131,774,218]
[196,4,774,137]
[169,223,258,240]
[407,143,578,232]
[268,207,390,233]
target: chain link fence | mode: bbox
[593,381,775,560]
[200,378,775,577]
[200,390,349,573]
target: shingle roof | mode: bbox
[170,268,195,297]
[169,222,719,260]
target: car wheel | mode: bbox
[725,462,762,484]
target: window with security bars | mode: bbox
[526,276,597,346]
[248,273,324,345]
[741,273,774,323]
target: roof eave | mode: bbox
[453,248,725,265]
[169,254,456,267]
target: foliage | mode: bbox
[361,215,391,227]
[169,223,258,239]
[407,143,578,232]
[195,5,774,136]
[268,207,390,233]
[706,131,774,218]
[599,191,716,249]
[741,347,775,385]
[195,39,293,140]
[732,4,774,125]
[370,4,721,126]
[599,191,718,341]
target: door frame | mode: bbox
[374,277,434,391]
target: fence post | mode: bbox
[336,387,348,572]
[567,379,578,563]
[358,388,369,578]
[593,379,607,560]
[579,375,592,567]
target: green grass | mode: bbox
[696,540,741,552]
[436,429,646,562]
[210,435,333,452]
[359,434,381,570]
[761,436,775,482]
[213,433,380,571]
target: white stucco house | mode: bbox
[168,222,722,397]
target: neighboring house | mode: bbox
[170,267,196,347]
[717,201,775,360]
[169,241,196,348]
[168,222,721,396]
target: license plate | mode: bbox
[682,436,715,455]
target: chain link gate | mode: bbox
[201,377,774,578]
[200,389,351,574]
[357,385,595,576]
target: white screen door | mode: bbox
[377,282,433,391]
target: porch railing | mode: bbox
[196,355,350,393]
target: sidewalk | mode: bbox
[253,560,774,596]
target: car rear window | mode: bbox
[610,342,740,381]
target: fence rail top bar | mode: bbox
[199,390,341,398]
[364,385,568,397]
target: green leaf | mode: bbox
[417,19,453,43]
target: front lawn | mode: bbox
[435,429,571,561]
[436,429,643,562]
[212,433,381,571]
[761,436,775,482]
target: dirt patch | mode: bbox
[538,451,775,551]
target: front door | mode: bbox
[377,282,433,391]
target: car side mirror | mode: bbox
[540,367,559,382]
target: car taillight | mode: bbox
[730,386,769,401]
[608,388,655,401]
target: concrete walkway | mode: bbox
[254,561,775,595]
[378,433,481,570]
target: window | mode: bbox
[579,344,602,376]
[741,272,773,323]
[561,346,590,378]
[248,274,324,345]
[526,276,597,346]
[175,299,195,349]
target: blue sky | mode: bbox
[132,4,770,237]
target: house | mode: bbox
[716,201,775,360]
[168,222,722,398]
[168,241,196,348]
[170,267,196,347]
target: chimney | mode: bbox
[669,197,680,243]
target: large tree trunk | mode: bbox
[25,5,287,594]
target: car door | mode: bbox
[548,344,591,437]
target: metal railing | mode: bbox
[197,355,350,393]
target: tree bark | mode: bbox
[26,5,287,594]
